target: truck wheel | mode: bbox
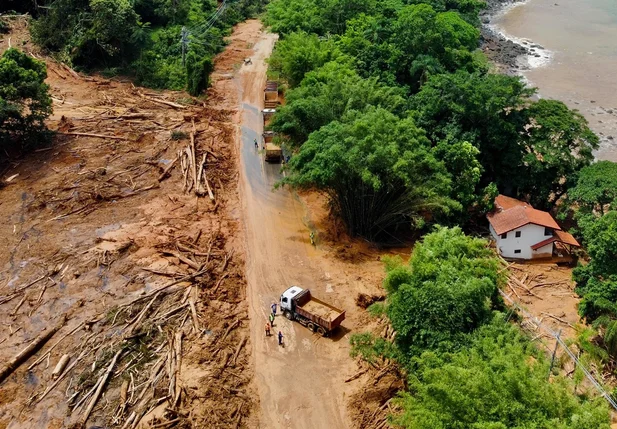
[307,323,315,332]
[317,326,326,336]
[284,310,293,321]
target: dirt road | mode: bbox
[231,23,350,429]
[227,21,393,429]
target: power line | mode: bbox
[499,289,617,412]
[180,26,189,66]
[181,0,230,52]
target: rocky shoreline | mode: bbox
[479,0,530,74]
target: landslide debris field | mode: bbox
[0,19,257,429]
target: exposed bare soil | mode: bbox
[0,17,257,429]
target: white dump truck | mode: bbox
[279,286,345,336]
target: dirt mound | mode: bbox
[355,293,385,309]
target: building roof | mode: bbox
[495,194,528,210]
[554,230,580,247]
[530,230,581,250]
[487,195,561,235]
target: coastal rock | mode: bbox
[480,0,534,73]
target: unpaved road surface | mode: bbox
[230,21,389,429]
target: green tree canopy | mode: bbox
[32,0,141,68]
[413,72,597,207]
[31,0,265,93]
[395,318,611,429]
[518,99,598,206]
[264,0,380,36]
[405,0,486,25]
[337,13,400,84]
[566,161,617,217]
[392,4,480,88]
[573,211,617,352]
[386,226,500,354]
[281,108,457,241]
[269,61,408,147]
[0,48,52,155]
[268,31,344,87]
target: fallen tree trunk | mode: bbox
[81,348,123,425]
[62,132,128,141]
[139,94,186,109]
[0,317,65,384]
[158,157,179,182]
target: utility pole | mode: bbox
[181,26,189,66]
[548,329,561,378]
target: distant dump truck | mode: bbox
[262,108,276,127]
[265,143,282,162]
[280,286,346,336]
[264,80,279,109]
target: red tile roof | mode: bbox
[487,195,561,235]
[495,194,528,210]
[554,230,580,247]
[530,237,556,250]
[530,230,580,250]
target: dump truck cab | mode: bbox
[280,286,304,313]
[280,286,345,336]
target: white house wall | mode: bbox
[531,243,553,259]
[493,223,553,259]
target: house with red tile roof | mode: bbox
[487,195,580,260]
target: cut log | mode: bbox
[139,94,186,109]
[51,354,70,379]
[189,295,200,333]
[507,282,522,300]
[158,157,179,182]
[232,335,247,365]
[0,317,65,384]
[81,349,123,425]
[162,250,201,271]
[531,280,568,290]
[62,132,128,140]
[196,153,207,196]
[121,268,209,307]
[345,368,369,383]
[510,275,542,299]
[541,312,575,329]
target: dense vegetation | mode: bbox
[265,0,616,424]
[29,0,266,95]
[0,48,52,157]
[266,0,598,241]
[352,228,610,427]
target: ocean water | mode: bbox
[493,0,617,160]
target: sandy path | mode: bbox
[233,23,352,429]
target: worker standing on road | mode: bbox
[265,322,271,336]
[269,312,275,327]
[271,302,277,316]
[278,331,283,346]
[254,138,258,149]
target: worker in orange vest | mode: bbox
[265,322,271,337]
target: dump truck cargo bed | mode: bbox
[293,290,345,332]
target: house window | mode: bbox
[500,233,507,239]
[515,231,521,238]
[514,249,521,254]
[544,227,553,236]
